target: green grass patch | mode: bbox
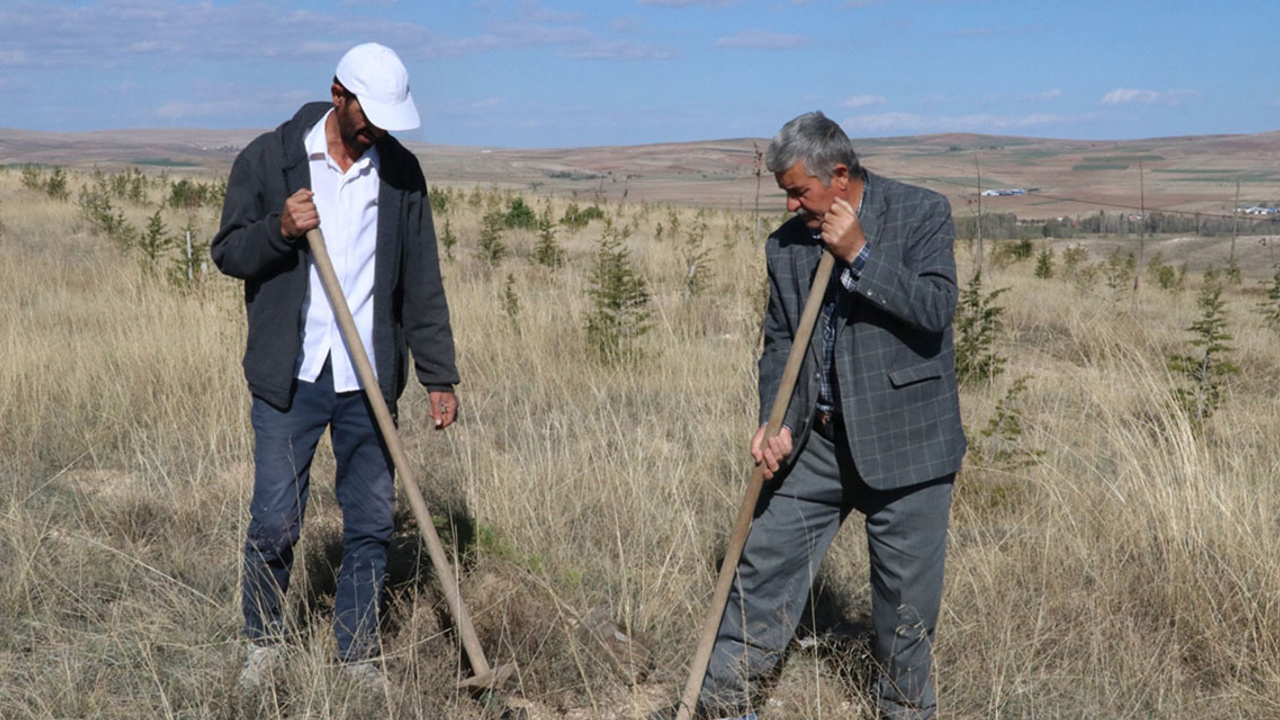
[1072,163,1131,171]
[131,158,199,167]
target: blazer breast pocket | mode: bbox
[888,359,943,388]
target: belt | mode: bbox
[812,408,843,441]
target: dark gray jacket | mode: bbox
[212,102,458,410]
[759,172,966,490]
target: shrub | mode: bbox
[503,197,537,230]
[561,203,605,230]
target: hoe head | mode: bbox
[457,661,517,692]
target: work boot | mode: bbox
[342,659,389,693]
[235,642,284,692]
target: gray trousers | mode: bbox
[702,427,954,720]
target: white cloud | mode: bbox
[714,30,809,49]
[843,94,887,109]
[1101,87,1199,106]
[610,15,644,32]
[1028,88,1062,101]
[841,111,1063,134]
[515,1,584,23]
[562,40,679,60]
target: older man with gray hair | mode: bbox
[673,111,966,720]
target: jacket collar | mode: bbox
[280,102,334,172]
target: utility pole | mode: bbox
[1133,162,1145,312]
[974,153,983,277]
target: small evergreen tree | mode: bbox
[681,221,712,299]
[1102,248,1135,302]
[532,203,565,269]
[1033,247,1054,279]
[585,221,652,362]
[439,218,457,262]
[1167,279,1239,428]
[477,210,507,268]
[167,217,209,290]
[503,196,537,230]
[45,167,69,201]
[137,209,172,276]
[1061,245,1087,279]
[1255,264,1280,329]
[500,273,521,334]
[953,270,1007,386]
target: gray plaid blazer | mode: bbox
[758,172,967,491]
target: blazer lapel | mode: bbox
[857,172,888,253]
[790,237,825,364]
[834,173,887,348]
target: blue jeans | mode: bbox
[241,359,395,661]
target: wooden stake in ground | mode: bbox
[674,251,835,720]
[304,227,515,692]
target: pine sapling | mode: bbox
[681,221,712,299]
[477,210,507,268]
[439,218,457,262]
[585,220,652,362]
[953,270,1008,386]
[1167,278,1239,428]
[1033,247,1054,279]
[1255,264,1280,329]
[500,273,521,334]
[137,209,172,276]
[533,202,565,269]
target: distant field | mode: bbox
[1,127,1277,220]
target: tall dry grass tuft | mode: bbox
[5,165,1280,718]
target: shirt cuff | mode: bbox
[841,246,870,290]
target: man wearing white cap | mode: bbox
[213,43,458,689]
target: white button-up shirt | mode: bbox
[295,110,381,392]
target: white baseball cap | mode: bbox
[335,43,420,132]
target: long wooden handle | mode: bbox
[304,228,492,677]
[675,250,835,719]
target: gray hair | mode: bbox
[765,111,864,185]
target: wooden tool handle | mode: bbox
[305,228,493,677]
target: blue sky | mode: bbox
[1,0,1276,148]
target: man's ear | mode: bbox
[331,83,346,106]
[831,164,851,191]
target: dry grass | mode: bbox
[4,165,1280,718]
